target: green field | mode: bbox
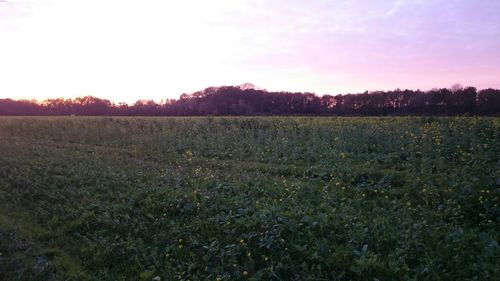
[0,117,498,280]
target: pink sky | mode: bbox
[1,0,500,103]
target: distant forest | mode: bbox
[1,84,499,116]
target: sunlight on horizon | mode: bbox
[1,0,500,103]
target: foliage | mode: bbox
[0,117,499,280]
[1,86,500,116]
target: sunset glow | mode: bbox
[1,0,500,103]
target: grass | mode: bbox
[0,116,499,280]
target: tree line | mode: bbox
[1,84,499,116]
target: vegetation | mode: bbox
[0,117,499,280]
[1,85,500,116]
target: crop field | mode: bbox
[0,117,498,281]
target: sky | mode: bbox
[1,0,500,103]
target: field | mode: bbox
[0,117,498,281]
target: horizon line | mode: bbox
[1,83,491,105]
